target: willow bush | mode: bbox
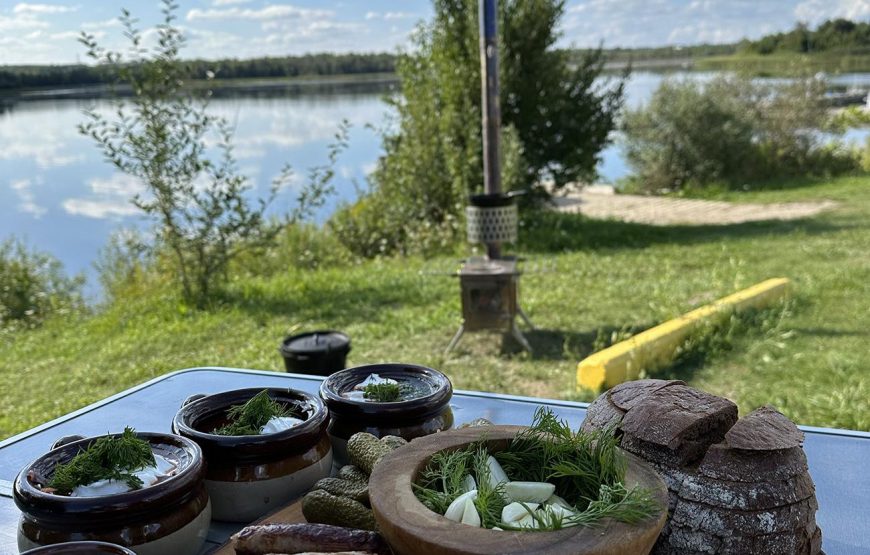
[0,238,84,331]
[622,75,859,193]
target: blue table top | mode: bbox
[1,367,868,554]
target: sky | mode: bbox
[1,0,869,65]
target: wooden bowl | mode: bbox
[369,425,668,555]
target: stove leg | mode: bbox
[517,307,537,330]
[511,322,533,353]
[445,324,465,354]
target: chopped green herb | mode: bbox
[363,382,402,402]
[214,389,292,436]
[413,408,660,531]
[48,427,155,495]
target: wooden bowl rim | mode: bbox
[369,425,668,555]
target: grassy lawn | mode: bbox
[2,175,868,439]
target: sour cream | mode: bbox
[260,416,304,434]
[70,454,176,497]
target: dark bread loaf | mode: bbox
[581,381,822,555]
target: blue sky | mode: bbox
[1,0,869,65]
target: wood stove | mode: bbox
[443,0,534,354]
[446,257,534,353]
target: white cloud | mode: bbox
[561,0,795,47]
[186,4,332,22]
[0,13,49,31]
[365,11,416,20]
[10,178,47,218]
[62,174,145,220]
[794,0,870,25]
[12,3,78,15]
[62,199,139,219]
[81,18,120,30]
[49,30,83,41]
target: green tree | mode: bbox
[78,1,292,306]
[331,0,623,256]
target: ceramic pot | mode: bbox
[21,541,137,554]
[369,426,669,555]
[172,387,332,522]
[14,433,210,555]
[320,363,453,464]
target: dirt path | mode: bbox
[551,185,838,225]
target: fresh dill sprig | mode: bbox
[48,427,155,495]
[414,407,660,531]
[214,389,292,436]
[363,382,402,402]
[471,444,506,528]
[412,442,505,528]
[414,447,475,514]
[496,407,625,510]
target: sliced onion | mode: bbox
[461,497,481,527]
[501,501,539,523]
[444,489,477,522]
[462,474,477,493]
[486,455,509,486]
[504,481,556,504]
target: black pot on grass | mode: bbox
[279,330,350,376]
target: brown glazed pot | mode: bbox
[21,541,137,554]
[14,433,210,555]
[172,387,332,522]
[320,363,453,464]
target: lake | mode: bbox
[2,70,869,292]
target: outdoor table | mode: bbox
[0,367,867,555]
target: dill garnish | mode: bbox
[413,407,659,530]
[363,382,402,402]
[214,389,292,436]
[48,427,155,495]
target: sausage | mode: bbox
[232,523,390,555]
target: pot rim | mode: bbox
[320,363,453,421]
[279,329,351,356]
[172,387,329,456]
[13,432,204,525]
[21,540,137,554]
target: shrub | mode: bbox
[622,74,859,193]
[0,238,84,330]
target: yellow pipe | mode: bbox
[577,278,793,391]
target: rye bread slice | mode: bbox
[579,392,625,433]
[622,430,718,466]
[665,523,721,554]
[717,522,820,555]
[725,405,805,451]
[608,378,685,411]
[698,443,809,482]
[677,470,816,510]
[620,385,738,451]
[670,496,818,536]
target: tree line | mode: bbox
[738,19,870,55]
[0,52,396,91]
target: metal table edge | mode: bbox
[2,367,868,452]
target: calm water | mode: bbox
[2,71,869,291]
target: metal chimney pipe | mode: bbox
[479,0,501,259]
